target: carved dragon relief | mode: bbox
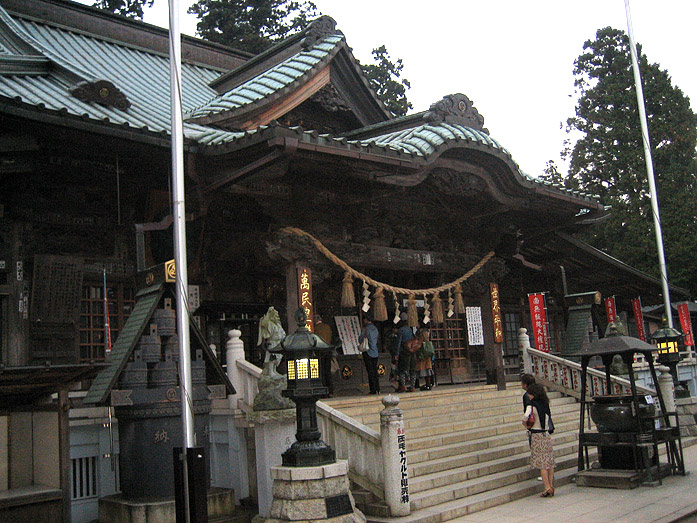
[71,79,130,110]
[310,83,351,113]
[426,168,487,195]
[423,93,488,133]
[300,16,341,50]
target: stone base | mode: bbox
[99,487,235,523]
[261,460,365,523]
[676,397,697,436]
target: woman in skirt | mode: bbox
[523,383,555,497]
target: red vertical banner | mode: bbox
[528,293,549,352]
[297,267,314,332]
[489,283,503,343]
[631,298,646,342]
[678,302,694,348]
[604,296,617,324]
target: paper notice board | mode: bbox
[335,316,362,355]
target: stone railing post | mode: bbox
[518,328,532,374]
[226,329,245,408]
[380,395,410,517]
[658,365,676,426]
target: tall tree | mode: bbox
[188,1,411,116]
[564,27,697,292]
[188,0,319,54]
[361,45,412,117]
[92,0,153,19]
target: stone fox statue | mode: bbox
[258,306,285,378]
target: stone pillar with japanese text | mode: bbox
[381,395,410,517]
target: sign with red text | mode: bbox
[631,298,646,342]
[678,302,694,348]
[490,283,503,343]
[528,293,549,352]
[297,267,314,332]
[604,297,617,324]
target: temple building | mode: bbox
[0,0,691,519]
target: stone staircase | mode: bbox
[323,384,589,523]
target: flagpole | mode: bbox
[168,1,195,520]
[624,0,673,328]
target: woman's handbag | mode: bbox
[358,337,370,353]
[405,337,423,353]
[525,410,536,429]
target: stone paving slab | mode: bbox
[447,444,697,522]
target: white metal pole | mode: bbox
[624,0,673,328]
[168,0,195,445]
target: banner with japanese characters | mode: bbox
[489,283,503,343]
[631,298,646,342]
[678,302,694,348]
[528,293,549,352]
[604,296,617,324]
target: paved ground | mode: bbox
[449,444,697,523]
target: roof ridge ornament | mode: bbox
[423,93,488,134]
[300,16,341,50]
[71,79,130,111]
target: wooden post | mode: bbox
[481,291,505,390]
[58,388,71,523]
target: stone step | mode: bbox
[325,386,525,418]
[409,418,583,465]
[409,429,580,481]
[352,394,575,428]
[407,439,580,503]
[364,460,580,523]
[398,398,579,432]
[375,407,583,442]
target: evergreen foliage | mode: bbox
[93,0,153,19]
[564,27,697,293]
[361,45,412,117]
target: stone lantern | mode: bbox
[271,308,336,467]
[652,318,687,397]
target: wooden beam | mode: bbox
[238,66,331,130]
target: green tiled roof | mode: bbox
[0,8,228,140]
[83,284,164,405]
[186,34,344,121]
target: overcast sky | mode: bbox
[81,0,697,178]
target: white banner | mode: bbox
[466,306,484,345]
[335,316,362,355]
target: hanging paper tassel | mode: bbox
[454,283,466,314]
[422,294,431,325]
[373,287,388,321]
[407,295,419,327]
[362,280,371,312]
[341,272,356,308]
[447,288,455,318]
[431,293,444,324]
[393,292,401,324]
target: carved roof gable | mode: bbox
[185,16,391,130]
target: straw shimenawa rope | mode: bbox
[280,227,495,296]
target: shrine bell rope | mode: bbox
[280,227,495,324]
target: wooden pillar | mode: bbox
[481,288,505,390]
[285,261,314,333]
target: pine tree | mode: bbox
[565,27,697,292]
